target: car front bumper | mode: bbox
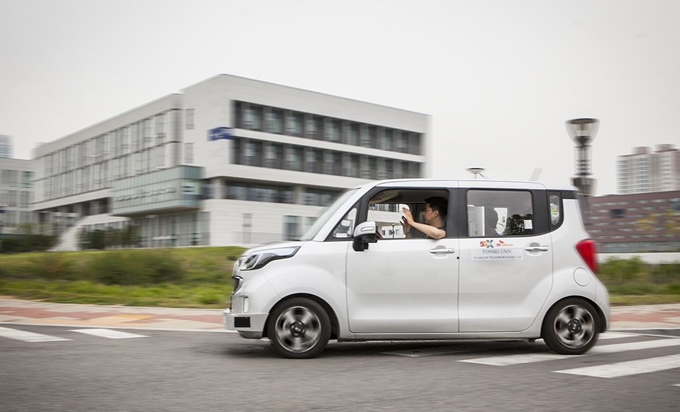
[223,310,269,339]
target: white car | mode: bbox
[224,179,610,359]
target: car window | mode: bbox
[330,204,357,240]
[549,194,561,226]
[467,190,534,237]
[367,188,449,239]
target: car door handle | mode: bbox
[429,248,455,254]
[524,246,549,252]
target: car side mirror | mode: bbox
[352,221,377,251]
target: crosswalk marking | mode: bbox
[590,338,680,354]
[71,329,147,339]
[598,332,637,340]
[383,346,479,358]
[461,353,570,366]
[556,354,680,378]
[461,337,680,366]
[0,326,70,342]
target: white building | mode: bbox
[617,144,680,194]
[31,74,430,249]
[0,135,12,158]
[0,157,35,234]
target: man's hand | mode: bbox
[402,207,413,237]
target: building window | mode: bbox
[8,190,17,207]
[143,119,153,141]
[19,191,29,208]
[305,149,319,173]
[610,209,626,218]
[283,215,301,240]
[286,112,303,137]
[185,109,195,130]
[267,109,284,134]
[327,120,341,142]
[380,129,393,151]
[360,156,371,179]
[226,183,293,204]
[396,131,408,153]
[243,140,261,167]
[360,126,372,147]
[155,113,165,134]
[21,171,33,188]
[185,143,194,164]
[348,123,359,146]
[303,189,338,206]
[245,105,263,131]
[285,146,302,171]
[265,144,282,169]
[8,170,18,187]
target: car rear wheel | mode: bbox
[542,298,600,355]
[267,297,331,359]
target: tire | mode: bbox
[267,297,331,359]
[542,298,600,355]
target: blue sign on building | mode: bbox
[208,127,233,141]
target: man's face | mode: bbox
[423,203,438,224]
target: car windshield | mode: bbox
[300,189,358,241]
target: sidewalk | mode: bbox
[0,298,226,331]
[1,297,680,331]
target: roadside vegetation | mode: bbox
[598,257,680,305]
[0,247,244,308]
[0,251,678,307]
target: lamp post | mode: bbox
[565,118,599,197]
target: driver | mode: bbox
[401,196,447,239]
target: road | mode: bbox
[1,326,680,412]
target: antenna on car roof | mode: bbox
[466,167,485,179]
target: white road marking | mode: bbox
[556,354,680,378]
[71,329,147,339]
[598,332,637,340]
[383,346,478,358]
[462,338,680,366]
[0,326,70,342]
[461,353,571,366]
[590,338,680,354]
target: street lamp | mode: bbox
[565,118,599,197]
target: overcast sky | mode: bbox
[1,0,679,195]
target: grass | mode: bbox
[0,279,233,308]
[0,251,679,307]
[0,247,243,308]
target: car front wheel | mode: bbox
[267,297,331,359]
[542,298,600,355]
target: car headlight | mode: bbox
[240,246,300,271]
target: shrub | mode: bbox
[197,290,223,305]
[599,257,646,284]
[90,250,185,285]
[0,235,57,254]
[667,284,680,294]
[32,253,77,281]
[650,263,680,284]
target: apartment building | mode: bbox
[31,74,430,249]
[0,135,12,158]
[585,190,680,253]
[617,144,680,194]
[0,157,35,234]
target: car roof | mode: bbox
[360,178,576,191]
